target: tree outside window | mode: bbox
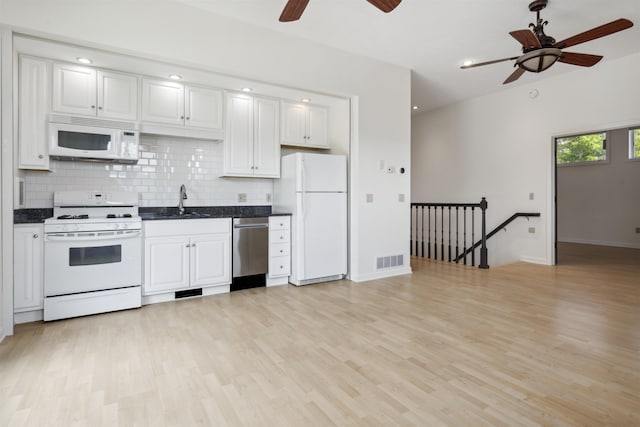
[556,132,607,165]
[630,128,640,159]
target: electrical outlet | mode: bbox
[366,194,374,203]
[529,192,534,200]
[238,193,247,203]
[266,193,272,202]
[528,227,536,234]
[636,227,640,234]
[398,193,405,202]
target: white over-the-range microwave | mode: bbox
[48,114,139,163]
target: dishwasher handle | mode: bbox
[233,223,268,229]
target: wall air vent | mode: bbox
[376,254,404,270]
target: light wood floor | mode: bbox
[1,247,639,426]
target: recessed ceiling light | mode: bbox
[242,87,253,92]
[462,60,474,67]
[301,98,311,103]
[76,57,92,64]
[168,74,182,80]
[412,106,419,110]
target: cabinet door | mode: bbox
[190,234,231,287]
[253,97,280,178]
[144,236,190,294]
[185,86,223,129]
[97,70,138,121]
[14,225,44,312]
[307,105,329,148]
[141,79,185,126]
[223,93,254,176]
[52,63,97,116]
[18,56,50,170]
[281,102,307,146]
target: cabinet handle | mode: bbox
[33,234,39,238]
[186,244,190,248]
[279,249,283,253]
[38,154,44,159]
[280,236,284,240]
[91,105,96,109]
[192,243,196,247]
[186,116,190,120]
[98,106,103,110]
[180,116,184,119]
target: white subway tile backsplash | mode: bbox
[23,135,273,208]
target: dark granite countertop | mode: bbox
[14,206,290,224]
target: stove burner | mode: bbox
[106,213,134,219]
[123,213,132,218]
[57,214,89,220]
[107,214,116,219]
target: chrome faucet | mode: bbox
[178,184,188,215]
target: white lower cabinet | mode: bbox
[143,219,231,299]
[14,224,44,322]
[268,216,291,285]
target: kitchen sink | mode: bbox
[140,211,213,220]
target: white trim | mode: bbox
[519,256,550,265]
[350,267,412,283]
[0,328,5,344]
[347,96,359,281]
[1,26,15,336]
[558,238,640,250]
[14,309,43,324]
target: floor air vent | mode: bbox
[376,254,404,270]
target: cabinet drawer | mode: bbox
[270,229,290,243]
[269,216,290,230]
[269,255,290,277]
[270,242,290,257]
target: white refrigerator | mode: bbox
[273,153,347,286]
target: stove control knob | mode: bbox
[122,223,129,229]
[63,225,70,232]
[72,224,80,231]
[113,223,120,229]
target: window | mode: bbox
[629,128,640,160]
[556,132,607,165]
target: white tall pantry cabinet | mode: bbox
[18,56,50,170]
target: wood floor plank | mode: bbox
[1,242,639,426]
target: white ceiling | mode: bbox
[175,0,640,113]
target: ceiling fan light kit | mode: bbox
[461,0,634,84]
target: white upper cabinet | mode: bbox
[141,79,184,125]
[18,56,50,170]
[141,79,223,130]
[223,92,280,178]
[185,86,223,129]
[52,63,138,121]
[281,101,329,149]
[97,71,139,120]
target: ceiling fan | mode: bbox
[279,0,402,22]
[461,0,634,84]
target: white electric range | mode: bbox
[43,191,142,321]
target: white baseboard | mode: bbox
[351,267,412,283]
[14,309,44,324]
[558,238,640,249]
[266,276,288,287]
[520,256,550,265]
[0,327,4,344]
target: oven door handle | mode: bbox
[45,230,141,242]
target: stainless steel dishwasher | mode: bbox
[231,217,269,291]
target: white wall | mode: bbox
[412,52,640,266]
[0,0,412,283]
[557,128,640,248]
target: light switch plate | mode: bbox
[398,193,405,202]
[366,194,374,203]
[238,193,247,202]
[529,192,534,200]
[528,227,536,234]
[266,193,272,202]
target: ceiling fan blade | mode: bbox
[509,29,542,50]
[366,0,402,13]
[558,52,603,67]
[460,56,519,69]
[279,0,310,22]
[503,67,526,84]
[553,18,634,49]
